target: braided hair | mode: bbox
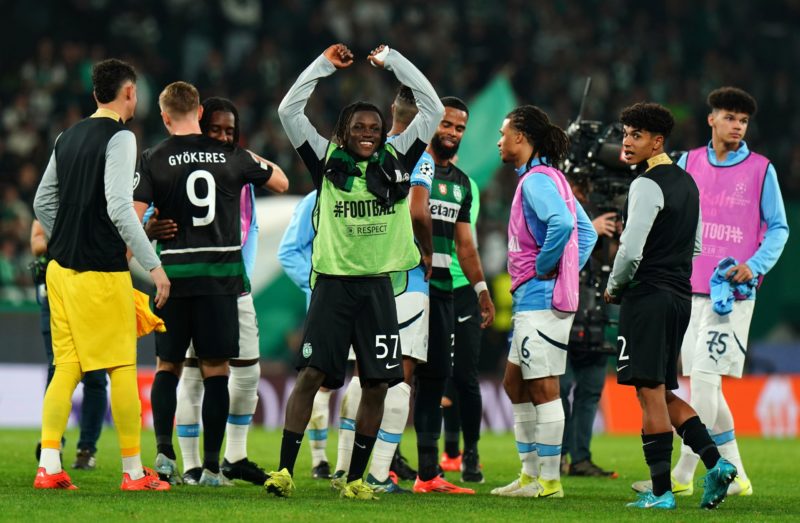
[200,96,240,145]
[332,101,388,151]
[506,105,569,167]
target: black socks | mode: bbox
[202,375,230,473]
[151,370,179,459]
[642,431,673,496]
[677,415,722,470]
[347,432,377,483]
[279,429,304,476]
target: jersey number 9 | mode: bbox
[187,170,216,226]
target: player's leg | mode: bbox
[221,293,268,485]
[714,389,751,494]
[73,368,108,470]
[441,379,461,470]
[413,292,473,494]
[490,359,539,497]
[109,363,168,490]
[334,374,361,479]
[151,296,191,483]
[345,277,399,493]
[671,370,719,488]
[367,290,426,492]
[266,277,353,496]
[567,357,615,477]
[451,285,484,482]
[521,309,572,498]
[308,387,332,478]
[193,294,239,486]
[175,352,203,484]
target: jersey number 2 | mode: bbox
[187,170,216,226]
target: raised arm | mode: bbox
[368,45,445,159]
[278,45,354,159]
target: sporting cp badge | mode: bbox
[453,185,462,202]
[302,342,313,358]
[438,183,448,196]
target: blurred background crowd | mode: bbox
[1,0,798,369]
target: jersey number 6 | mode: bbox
[187,170,216,226]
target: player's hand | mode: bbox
[593,212,617,238]
[422,254,432,281]
[725,263,755,284]
[604,289,620,304]
[145,209,178,240]
[478,290,495,329]
[150,266,171,309]
[367,44,390,69]
[323,44,354,69]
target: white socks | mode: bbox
[535,399,565,481]
[368,382,411,482]
[512,402,538,478]
[714,391,748,481]
[176,365,203,472]
[224,363,260,463]
[674,371,720,484]
[122,455,144,480]
[39,447,62,474]
[335,377,361,474]
[308,390,332,466]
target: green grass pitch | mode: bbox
[0,429,797,521]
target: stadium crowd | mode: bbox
[1,0,799,301]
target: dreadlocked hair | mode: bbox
[506,105,570,165]
[332,101,388,151]
[200,96,240,145]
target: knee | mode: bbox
[503,374,524,403]
[296,367,327,392]
[361,382,388,405]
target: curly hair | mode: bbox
[92,59,136,104]
[619,102,674,138]
[707,87,757,116]
[200,97,240,144]
[332,101,388,151]
[506,105,570,164]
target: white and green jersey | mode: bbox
[450,176,480,289]
[430,163,473,293]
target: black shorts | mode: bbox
[299,275,403,389]
[453,285,481,383]
[155,294,240,363]
[416,289,454,379]
[616,284,690,390]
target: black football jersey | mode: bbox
[134,134,272,296]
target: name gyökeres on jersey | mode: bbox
[169,151,228,166]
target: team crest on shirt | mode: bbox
[453,185,462,202]
[302,343,313,358]
[438,183,448,196]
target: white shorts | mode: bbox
[346,291,429,363]
[186,293,260,362]
[508,309,574,380]
[681,296,754,378]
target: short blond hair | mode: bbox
[159,81,199,117]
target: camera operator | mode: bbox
[559,178,618,477]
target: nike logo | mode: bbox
[457,315,472,323]
[386,363,400,369]
[616,365,629,372]
[537,329,568,351]
[399,310,425,330]
[295,440,302,445]
[355,442,366,449]
[643,440,655,446]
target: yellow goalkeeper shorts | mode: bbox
[46,260,137,371]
